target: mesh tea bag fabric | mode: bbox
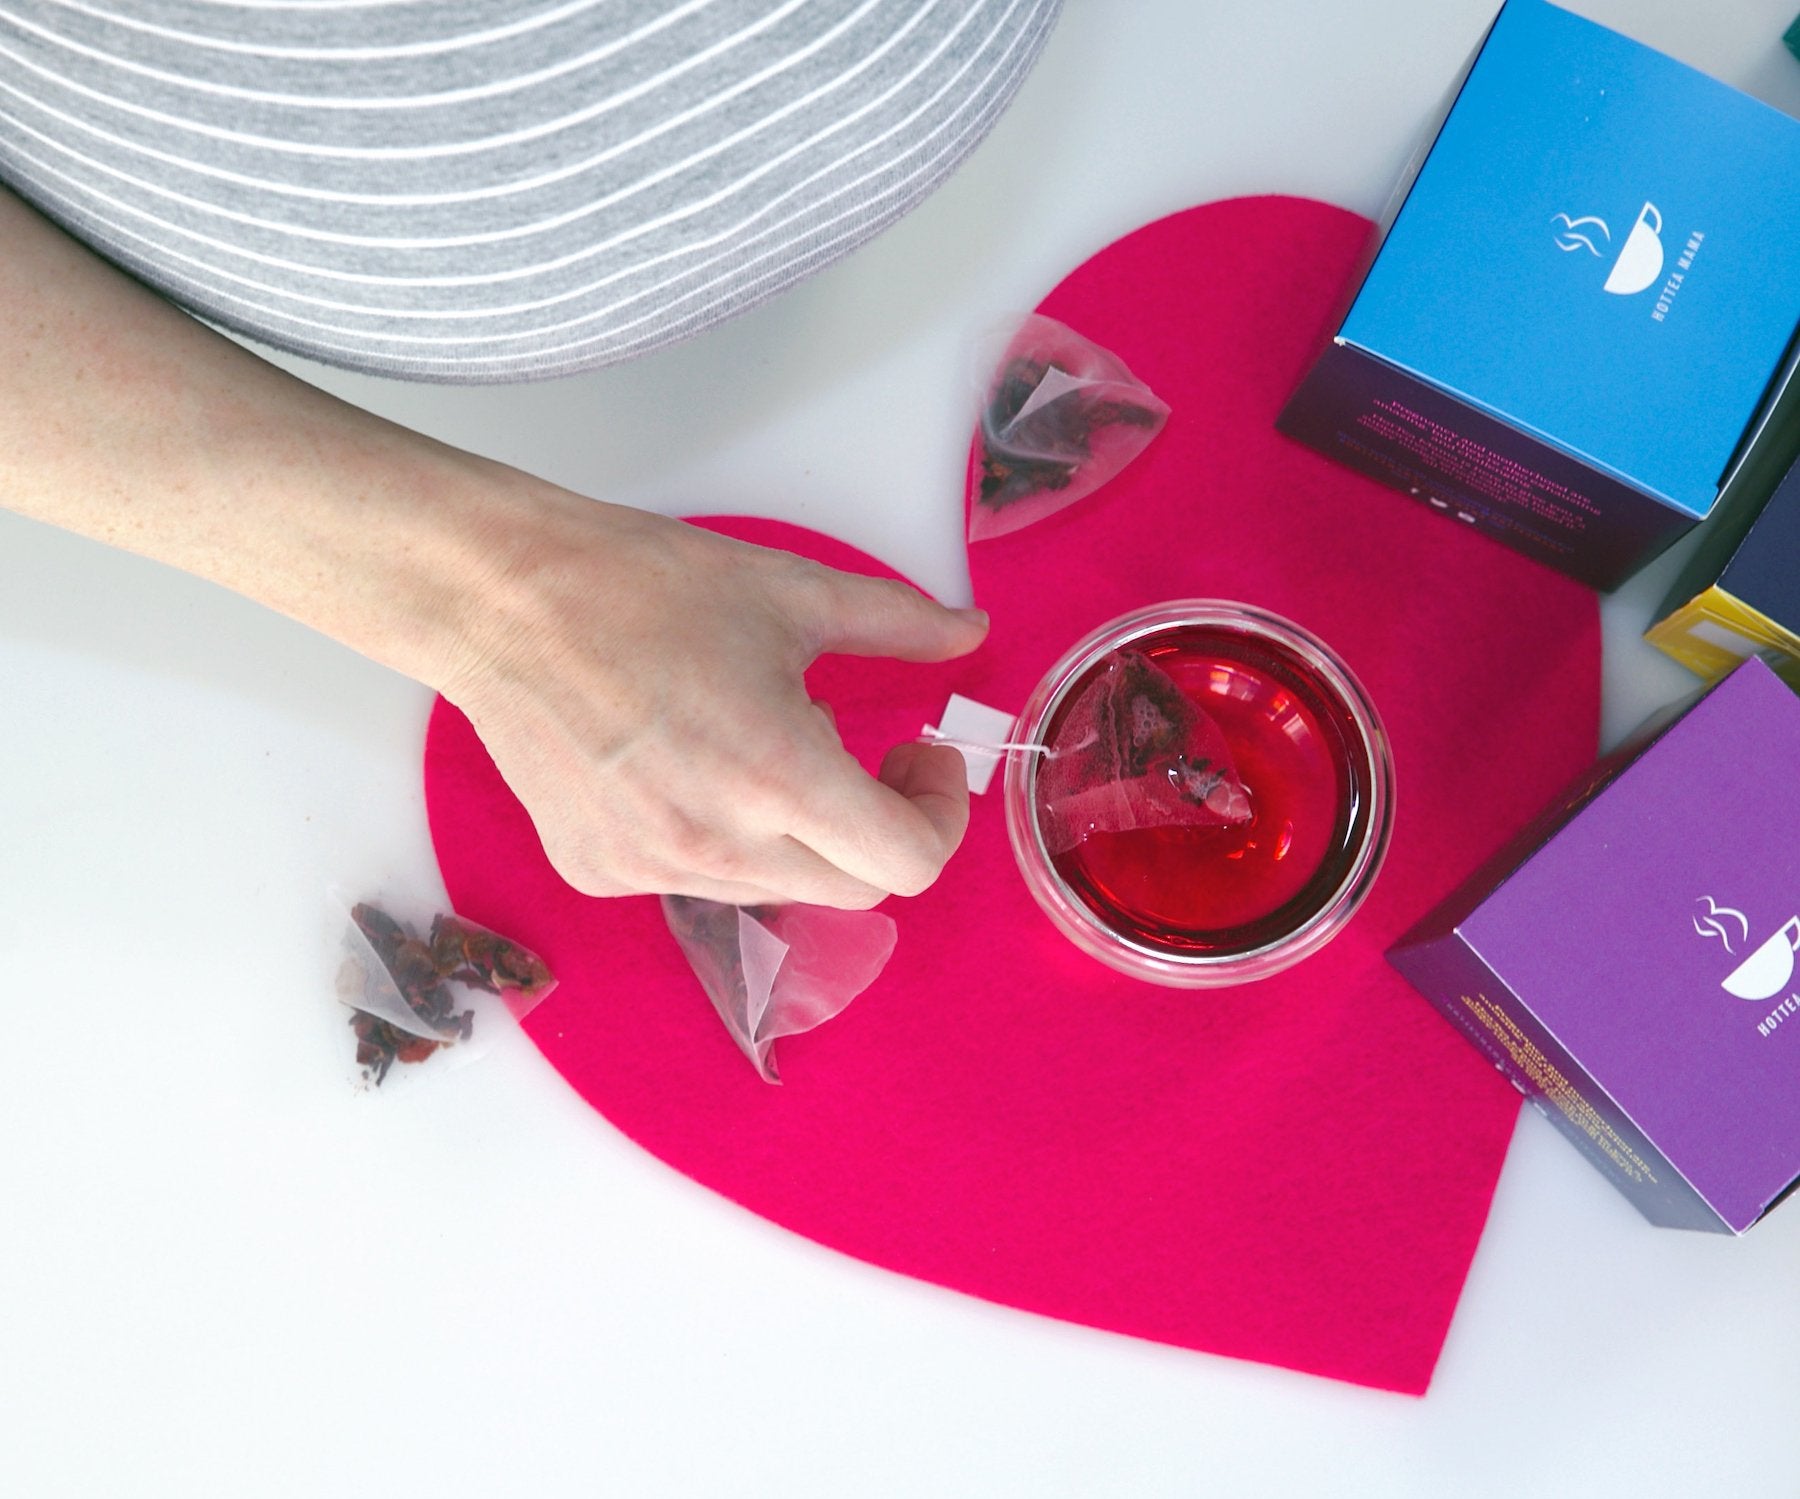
[968,315,1170,541]
[662,897,898,1083]
[1034,650,1251,856]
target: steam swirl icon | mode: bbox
[1693,896,1749,953]
[1551,203,1664,296]
[1552,212,1611,256]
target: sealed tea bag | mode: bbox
[968,314,1170,542]
[1035,650,1252,856]
[662,896,897,1083]
[334,894,556,1088]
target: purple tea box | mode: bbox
[1389,658,1800,1233]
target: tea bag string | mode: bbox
[920,728,1096,760]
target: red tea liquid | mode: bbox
[1041,624,1377,956]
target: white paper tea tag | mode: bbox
[924,694,1021,795]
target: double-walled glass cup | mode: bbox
[1004,601,1394,987]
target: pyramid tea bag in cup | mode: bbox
[1034,649,1252,856]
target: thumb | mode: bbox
[807,570,989,662]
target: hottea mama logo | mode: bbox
[1693,896,1800,1038]
[1552,201,1704,320]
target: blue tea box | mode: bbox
[1278,0,1800,590]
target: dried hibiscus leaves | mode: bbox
[977,359,1163,510]
[967,314,1169,542]
[339,901,556,1086]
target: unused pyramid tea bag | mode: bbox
[335,895,556,1088]
[662,897,897,1083]
[968,314,1170,542]
[1035,650,1252,856]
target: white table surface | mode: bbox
[5,2,1798,1495]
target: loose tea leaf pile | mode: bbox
[346,902,554,1085]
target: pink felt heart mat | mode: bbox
[424,196,1600,1394]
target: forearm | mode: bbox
[0,187,983,907]
[0,186,534,689]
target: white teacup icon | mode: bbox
[1603,202,1664,296]
[1722,916,1800,1001]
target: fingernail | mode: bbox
[954,607,990,629]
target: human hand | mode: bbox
[0,187,972,911]
[443,490,988,908]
